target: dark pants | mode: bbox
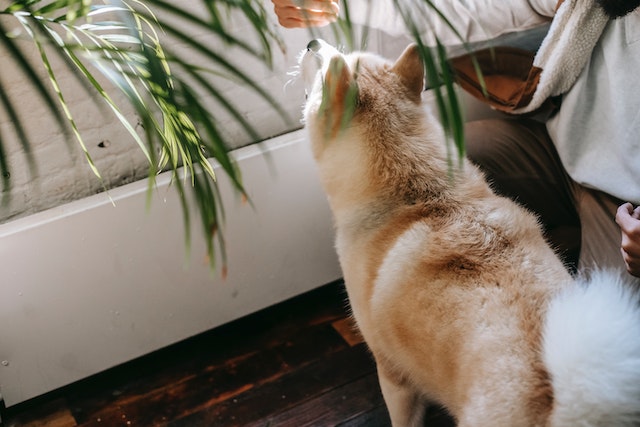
[465,118,581,272]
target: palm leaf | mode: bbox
[0,0,472,273]
[1,0,289,271]
[387,0,469,165]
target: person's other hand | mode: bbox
[616,202,640,277]
[271,0,339,28]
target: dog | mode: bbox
[300,39,640,426]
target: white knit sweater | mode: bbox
[348,0,640,203]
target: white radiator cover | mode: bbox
[0,129,342,407]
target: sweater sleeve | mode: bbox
[345,0,557,46]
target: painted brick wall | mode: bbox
[0,5,409,224]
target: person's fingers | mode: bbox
[274,10,336,28]
[620,246,640,276]
[617,204,640,249]
[615,202,635,230]
[621,232,640,256]
[272,0,338,14]
[271,0,338,28]
[616,203,640,277]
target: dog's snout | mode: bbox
[300,39,341,98]
[307,39,322,52]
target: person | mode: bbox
[270,0,640,282]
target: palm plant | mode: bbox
[0,0,467,270]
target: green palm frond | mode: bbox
[0,0,472,273]
[0,0,288,270]
[389,0,473,167]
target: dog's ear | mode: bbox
[392,44,424,103]
[320,55,358,137]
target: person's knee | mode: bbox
[465,119,521,175]
[465,120,495,166]
[464,118,550,177]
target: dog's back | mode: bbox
[302,40,640,426]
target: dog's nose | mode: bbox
[307,39,321,52]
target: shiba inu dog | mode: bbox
[300,39,640,427]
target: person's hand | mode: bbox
[271,0,339,28]
[615,202,640,277]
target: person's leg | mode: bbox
[465,118,581,272]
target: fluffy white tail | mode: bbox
[543,270,640,427]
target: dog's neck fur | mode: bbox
[313,111,490,236]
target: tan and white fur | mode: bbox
[300,39,640,427]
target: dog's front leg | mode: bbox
[377,365,424,427]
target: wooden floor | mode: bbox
[1,281,455,427]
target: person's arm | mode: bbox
[346,0,556,45]
[616,203,640,278]
[270,0,557,46]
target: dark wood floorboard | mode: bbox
[2,281,455,427]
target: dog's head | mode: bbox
[300,41,454,209]
[301,40,425,156]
